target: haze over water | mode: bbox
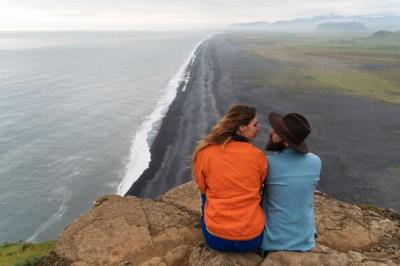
[0,31,207,242]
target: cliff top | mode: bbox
[38,181,399,265]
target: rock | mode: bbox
[314,191,397,252]
[189,242,263,266]
[261,251,348,266]
[32,251,71,265]
[139,245,194,266]
[261,245,397,266]
[54,194,202,265]
[55,195,152,265]
[50,181,400,265]
[161,181,202,217]
[139,257,166,266]
[164,245,193,265]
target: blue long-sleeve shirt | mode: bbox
[261,148,321,251]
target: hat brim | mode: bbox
[268,112,309,154]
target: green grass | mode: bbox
[242,33,400,104]
[359,202,400,221]
[295,35,400,55]
[305,67,400,104]
[395,166,400,176]
[0,241,54,266]
[359,203,387,216]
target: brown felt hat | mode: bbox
[268,112,311,153]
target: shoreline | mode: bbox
[118,36,209,196]
[126,32,400,213]
[126,37,221,198]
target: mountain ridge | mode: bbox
[228,14,400,32]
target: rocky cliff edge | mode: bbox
[42,181,399,265]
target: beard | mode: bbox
[265,136,286,152]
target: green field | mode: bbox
[0,241,53,266]
[231,32,400,104]
[395,166,400,176]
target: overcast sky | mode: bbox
[0,0,399,31]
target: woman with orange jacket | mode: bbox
[192,104,267,252]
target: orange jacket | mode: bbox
[194,140,267,240]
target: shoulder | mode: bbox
[266,152,281,166]
[247,144,267,160]
[251,145,265,156]
[198,144,219,157]
[228,142,266,160]
[304,152,322,168]
[196,145,215,161]
[268,150,320,163]
[254,147,267,164]
[305,152,321,162]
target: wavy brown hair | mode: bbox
[192,103,257,176]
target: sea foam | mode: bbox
[27,187,71,242]
[117,36,210,196]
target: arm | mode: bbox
[194,170,207,194]
[259,153,268,205]
[194,153,207,194]
[260,153,268,186]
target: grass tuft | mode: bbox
[0,241,54,266]
[395,166,400,176]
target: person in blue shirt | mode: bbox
[260,112,321,255]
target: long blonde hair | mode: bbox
[192,103,257,176]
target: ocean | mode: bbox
[0,31,209,242]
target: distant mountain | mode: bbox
[228,14,400,32]
[267,14,344,31]
[355,15,400,31]
[316,21,368,32]
[229,21,269,30]
[371,30,400,38]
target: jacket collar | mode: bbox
[231,134,249,143]
[280,148,300,154]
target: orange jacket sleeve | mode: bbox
[194,152,207,193]
[259,152,268,185]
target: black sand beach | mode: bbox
[127,33,400,212]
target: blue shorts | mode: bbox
[201,194,263,252]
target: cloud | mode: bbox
[0,0,399,30]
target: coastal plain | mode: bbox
[240,32,400,104]
[127,32,400,213]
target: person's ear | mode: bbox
[238,125,247,132]
[283,141,290,147]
